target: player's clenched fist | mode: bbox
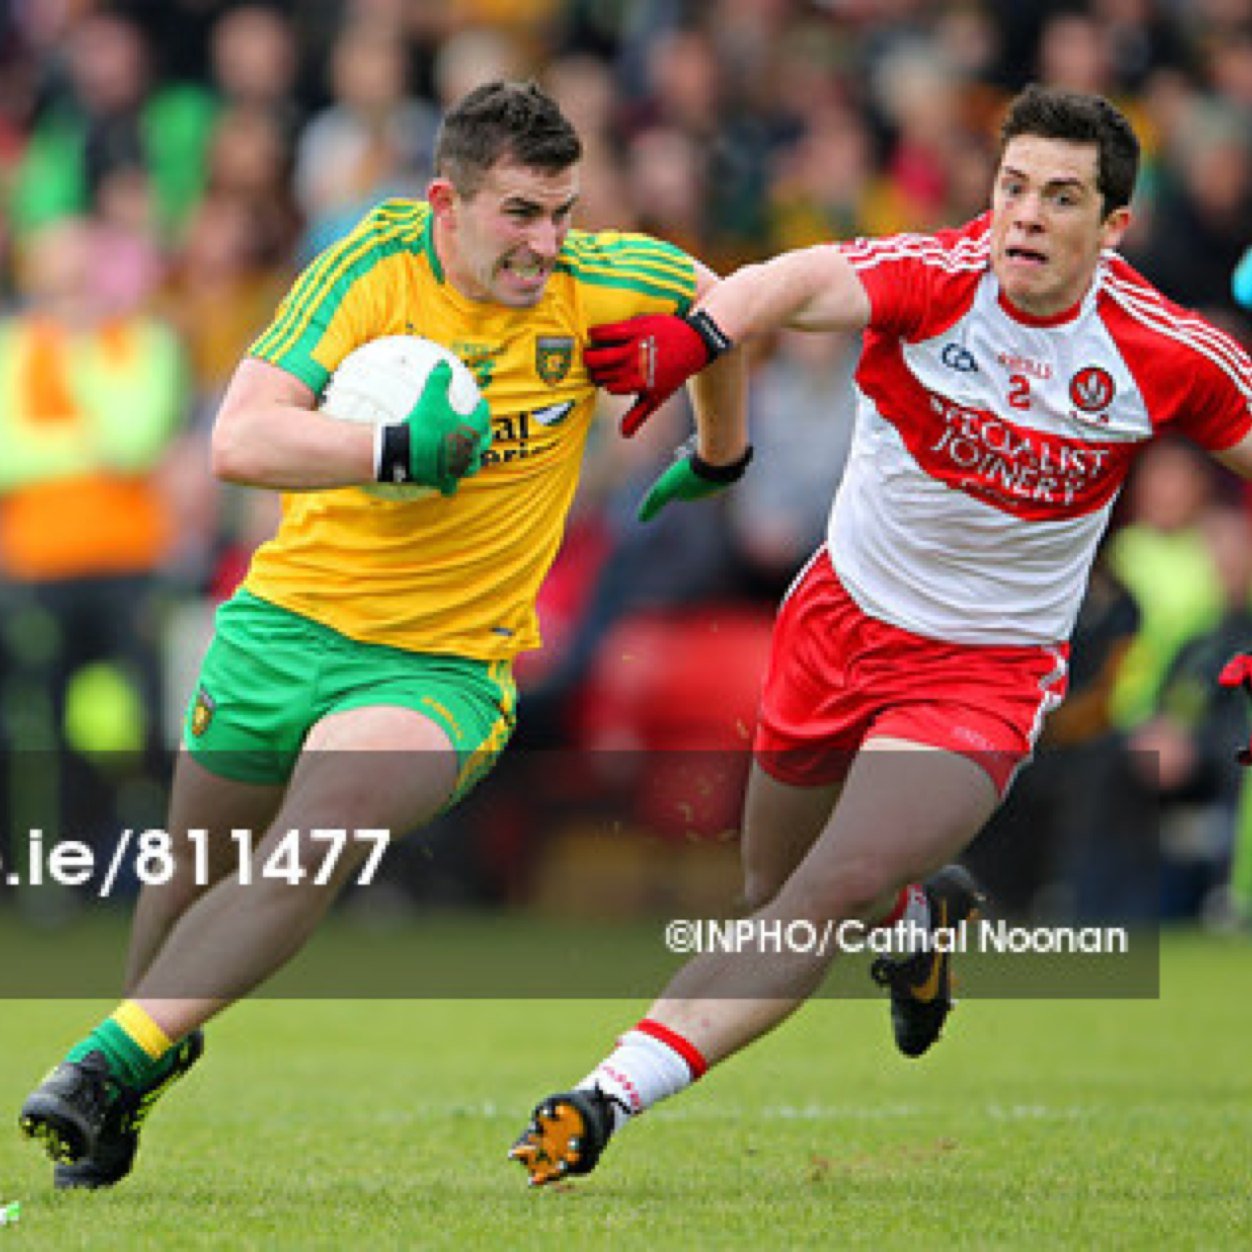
[585,310,733,435]
[377,360,494,496]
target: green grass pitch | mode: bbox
[0,928,1248,1250]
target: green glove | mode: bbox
[637,440,754,522]
[377,361,493,496]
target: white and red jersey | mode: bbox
[826,213,1252,646]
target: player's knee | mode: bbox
[137,873,203,924]
[777,858,895,925]
[836,863,900,921]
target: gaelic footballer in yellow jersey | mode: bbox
[14,78,746,1191]
[247,200,699,661]
[15,82,751,1196]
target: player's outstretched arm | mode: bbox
[697,244,873,342]
[623,250,872,520]
[586,246,871,438]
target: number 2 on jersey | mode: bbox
[1007,373,1031,410]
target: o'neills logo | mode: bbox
[190,688,215,737]
[922,395,1128,516]
[1069,366,1115,413]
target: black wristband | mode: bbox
[690,443,753,483]
[686,309,734,361]
[377,424,413,484]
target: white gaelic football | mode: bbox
[320,335,484,500]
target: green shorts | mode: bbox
[184,590,517,804]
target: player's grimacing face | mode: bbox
[439,158,579,308]
[989,136,1130,318]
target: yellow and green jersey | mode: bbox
[244,199,697,661]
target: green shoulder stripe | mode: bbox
[558,254,696,302]
[560,230,696,304]
[562,251,694,291]
[564,233,695,281]
[566,228,690,259]
[562,249,694,287]
[555,261,694,306]
[252,202,428,363]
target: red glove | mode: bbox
[1218,651,1252,765]
[585,310,733,436]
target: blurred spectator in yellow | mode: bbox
[0,217,188,782]
[1107,440,1227,729]
[0,218,185,587]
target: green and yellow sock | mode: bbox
[66,1002,175,1088]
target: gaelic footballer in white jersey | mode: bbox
[830,213,1252,646]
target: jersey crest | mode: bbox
[535,336,575,385]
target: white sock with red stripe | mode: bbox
[576,1018,708,1132]
[875,883,929,931]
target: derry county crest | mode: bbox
[535,336,574,385]
[1069,366,1115,413]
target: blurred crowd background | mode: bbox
[0,0,1249,931]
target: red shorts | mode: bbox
[753,550,1069,795]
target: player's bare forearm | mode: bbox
[689,348,749,467]
[212,358,376,490]
[696,247,872,342]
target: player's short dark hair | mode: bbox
[435,80,582,195]
[999,84,1140,216]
